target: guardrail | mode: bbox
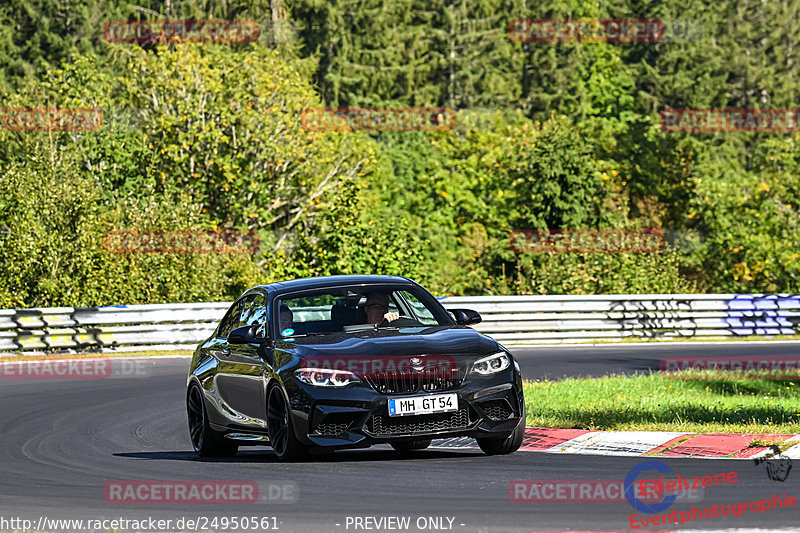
[1,293,798,353]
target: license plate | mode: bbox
[388,393,458,417]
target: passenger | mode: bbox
[363,292,400,325]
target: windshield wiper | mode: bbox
[342,324,377,333]
[282,332,332,338]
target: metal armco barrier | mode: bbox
[443,293,800,343]
[1,294,799,353]
[0,303,230,353]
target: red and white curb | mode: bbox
[432,427,800,459]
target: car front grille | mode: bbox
[367,409,470,436]
[479,399,514,421]
[312,422,350,436]
[309,411,357,437]
[365,364,465,394]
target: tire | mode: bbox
[390,439,432,452]
[267,385,307,461]
[476,399,526,456]
[187,383,239,458]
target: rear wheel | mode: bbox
[476,400,526,456]
[187,383,239,458]
[267,386,307,461]
[390,439,432,452]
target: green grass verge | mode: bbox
[523,371,800,434]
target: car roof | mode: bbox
[252,275,417,297]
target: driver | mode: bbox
[363,291,400,325]
[279,305,294,333]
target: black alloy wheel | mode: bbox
[267,385,307,461]
[187,383,238,457]
[476,400,526,456]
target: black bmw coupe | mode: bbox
[186,275,525,460]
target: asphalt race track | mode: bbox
[1,344,799,533]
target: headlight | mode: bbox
[471,352,511,375]
[295,368,360,387]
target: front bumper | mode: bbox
[284,367,524,449]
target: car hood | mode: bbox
[280,325,500,358]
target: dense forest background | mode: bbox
[0,0,798,307]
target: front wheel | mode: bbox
[267,385,307,461]
[187,383,239,458]
[476,400,526,456]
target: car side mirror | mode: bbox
[450,308,482,326]
[228,325,260,344]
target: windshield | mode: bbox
[275,285,450,338]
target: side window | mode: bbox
[240,293,267,337]
[386,293,399,314]
[400,291,438,325]
[217,300,242,339]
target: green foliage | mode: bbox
[1,0,799,308]
[685,135,800,292]
[0,0,296,93]
[0,157,260,307]
[264,177,430,281]
[368,109,693,295]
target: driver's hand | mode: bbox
[384,312,400,322]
